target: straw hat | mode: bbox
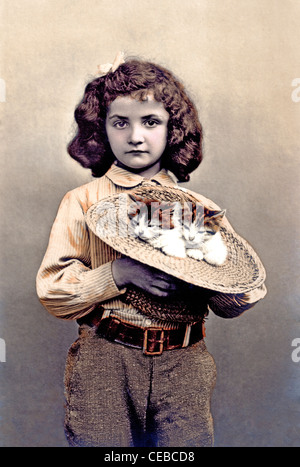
[86,184,266,294]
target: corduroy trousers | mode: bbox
[64,322,217,447]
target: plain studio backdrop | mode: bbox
[0,0,299,447]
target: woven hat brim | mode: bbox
[86,192,266,294]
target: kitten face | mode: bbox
[181,204,226,247]
[128,196,187,257]
[182,205,227,265]
[129,209,161,240]
[128,194,178,235]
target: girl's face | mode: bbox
[105,95,169,177]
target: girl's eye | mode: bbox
[113,120,128,129]
[144,119,159,128]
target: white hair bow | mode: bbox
[97,51,125,75]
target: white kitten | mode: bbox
[182,205,227,265]
[129,202,186,258]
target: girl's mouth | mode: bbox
[126,150,148,154]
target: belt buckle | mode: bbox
[143,328,165,356]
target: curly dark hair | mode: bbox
[68,59,203,182]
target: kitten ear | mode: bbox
[128,203,139,218]
[205,208,225,217]
[128,193,137,202]
[207,209,226,224]
[128,194,146,218]
[128,193,147,204]
[214,209,226,218]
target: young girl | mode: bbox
[36,54,266,447]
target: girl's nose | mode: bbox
[128,125,145,145]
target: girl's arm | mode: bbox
[189,190,267,317]
[207,283,267,318]
[36,191,125,320]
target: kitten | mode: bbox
[128,195,227,265]
[181,203,227,266]
[128,196,187,258]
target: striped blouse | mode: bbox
[36,164,267,328]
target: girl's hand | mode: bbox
[112,256,179,297]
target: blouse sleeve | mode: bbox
[191,191,267,318]
[207,283,267,318]
[36,191,125,320]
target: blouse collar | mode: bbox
[105,164,177,188]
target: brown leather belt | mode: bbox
[79,309,204,356]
